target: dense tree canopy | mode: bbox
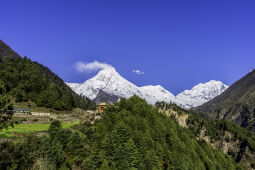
[0,81,13,130]
[155,101,255,169]
[0,57,95,111]
[0,96,244,169]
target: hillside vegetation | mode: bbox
[0,96,244,169]
[0,57,95,111]
[156,101,255,169]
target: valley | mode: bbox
[1,1,255,169]
[0,39,254,169]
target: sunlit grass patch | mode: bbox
[0,122,78,139]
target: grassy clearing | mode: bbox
[0,122,78,139]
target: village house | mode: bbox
[97,102,107,113]
[13,109,30,115]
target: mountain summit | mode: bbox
[67,68,175,104]
[175,80,228,108]
[67,68,228,108]
[68,68,144,99]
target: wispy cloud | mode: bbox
[75,61,114,72]
[132,69,145,75]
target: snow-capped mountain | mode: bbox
[175,80,228,108]
[67,68,228,108]
[67,68,145,100]
[67,83,81,91]
[140,85,175,104]
[66,68,175,104]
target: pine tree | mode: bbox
[66,132,88,158]
[125,139,140,168]
[114,121,130,144]
[48,120,62,139]
[100,159,110,170]
[143,150,160,169]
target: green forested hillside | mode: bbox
[0,96,244,169]
[0,57,95,111]
[156,101,255,169]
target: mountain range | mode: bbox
[67,68,228,108]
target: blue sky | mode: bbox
[1,0,255,94]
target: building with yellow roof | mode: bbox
[97,102,108,113]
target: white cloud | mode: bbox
[75,61,114,72]
[132,69,145,75]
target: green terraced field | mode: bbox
[0,122,78,139]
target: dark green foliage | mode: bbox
[48,120,62,139]
[125,139,140,168]
[0,96,245,169]
[40,136,65,167]
[0,57,95,110]
[77,96,242,169]
[0,81,13,130]
[251,162,255,169]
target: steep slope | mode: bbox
[0,41,95,111]
[156,101,255,169]
[92,89,119,105]
[0,40,21,60]
[140,85,175,104]
[66,82,81,91]
[175,80,228,109]
[195,70,255,131]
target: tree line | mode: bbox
[0,96,244,169]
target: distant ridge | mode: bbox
[195,69,255,131]
[0,40,21,60]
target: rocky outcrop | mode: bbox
[92,89,119,105]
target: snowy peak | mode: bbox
[67,68,228,108]
[66,68,175,104]
[175,80,228,108]
[68,68,144,100]
[140,85,175,104]
[91,68,120,82]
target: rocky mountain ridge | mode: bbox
[195,69,255,131]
